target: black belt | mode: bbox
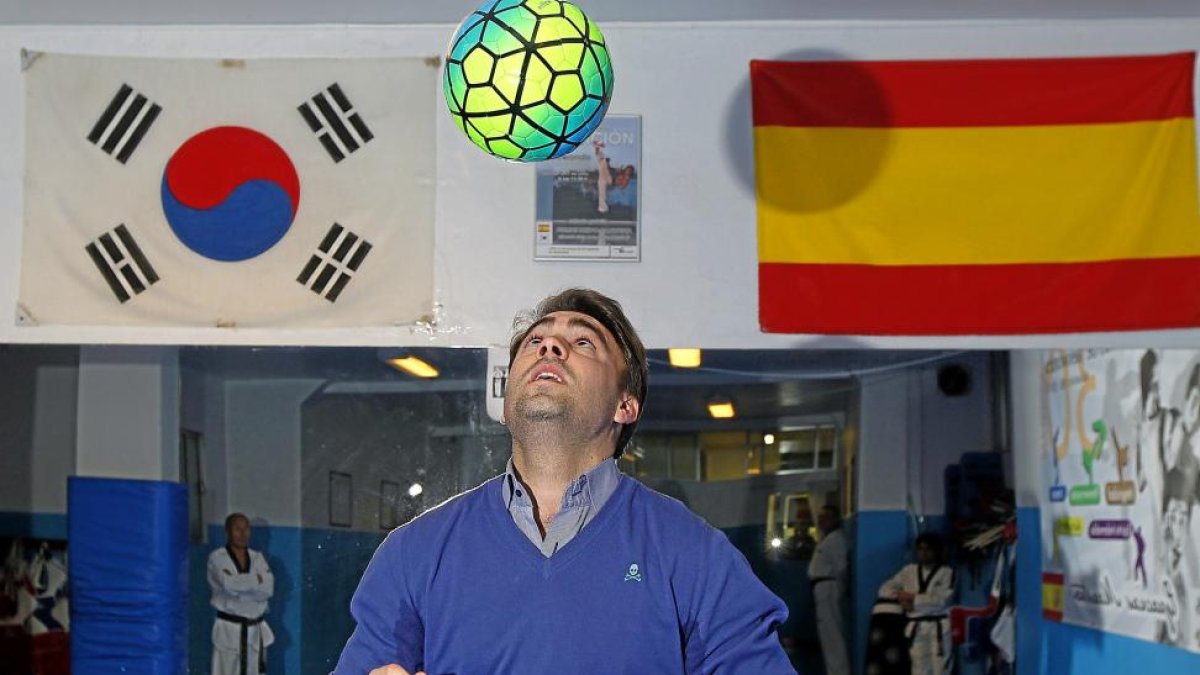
[217,611,266,675]
[906,614,948,657]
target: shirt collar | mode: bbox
[502,457,622,511]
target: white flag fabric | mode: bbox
[20,53,436,327]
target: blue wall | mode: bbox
[0,510,68,540]
[300,527,386,674]
[1015,507,1200,674]
[851,510,912,675]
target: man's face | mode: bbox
[1144,369,1162,420]
[1164,500,1190,570]
[916,542,936,566]
[504,311,629,434]
[227,517,251,549]
[1183,387,1200,434]
[816,510,835,534]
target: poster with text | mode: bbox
[534,115,640,261]
[1041,349,1200,651]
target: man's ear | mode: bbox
[614,395,640,425]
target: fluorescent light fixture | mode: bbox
[764,433,776,445]
[387,356,439,378]
[668,348,702,368]
[707,398,735,419]
[407,483,424,498]
[770,537,782,549]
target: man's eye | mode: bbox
[576,338,593,347]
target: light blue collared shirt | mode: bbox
[501,457,622,557]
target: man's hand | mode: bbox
[368,665,425,675]
[896,590,915,611]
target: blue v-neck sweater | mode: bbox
[333,474,794,675]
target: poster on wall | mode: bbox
[534,115,640,261]
[1040,349,1200,651]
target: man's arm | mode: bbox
[682,529,794,674]
[332,531,424,675]
[234,553,274,602]
[913,567,955,614]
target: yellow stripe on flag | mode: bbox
[757,119,1200,266]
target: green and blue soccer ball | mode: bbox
[444,0,614,162]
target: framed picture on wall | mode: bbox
[379,480,399,530]
[329,471,352,527]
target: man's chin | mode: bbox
[511,398,569,421]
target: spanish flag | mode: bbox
[753,53,1200,335]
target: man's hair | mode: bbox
[1141,350,1159,407]
[225,512,249,532]
[914,532,944,554]
[509,288,648,457]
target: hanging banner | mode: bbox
[1041,349,1200,650]
[20,52,437,328]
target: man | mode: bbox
[875,533,955,675]
[333,289,793,675]
[208,513,275,675]
[808,505,849,675]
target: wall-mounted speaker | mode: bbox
[937,364,971,397]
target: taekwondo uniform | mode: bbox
[879,562,955,675]
[208,546,274,675]
[807,527,849,675]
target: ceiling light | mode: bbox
[764,433,775,445]
[407,483,424,498]
[387,356,439,378]
[707,398,735,419]
[668,348,702,368]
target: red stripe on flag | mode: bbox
[750,53,1194,128]
[759,258,1200,335]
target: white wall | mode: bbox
[0,347,77,514]
[0,20,1198,350]
[858,353,1000,515]
[1010,350,1046,509]
[74,345,179,480]
[225,379,322,528]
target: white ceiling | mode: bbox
[3,0,1199,25]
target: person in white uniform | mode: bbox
[808,505,849,675]
[878,533,955,675]
[208,513,275,675]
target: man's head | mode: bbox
[1182,363,1200,433]
[225,513,251,550]
[506,289,647,457]
[914,532,943,566]
[1140,350,1162,419]
[816,505,841,535]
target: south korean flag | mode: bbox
[19,52,436,327]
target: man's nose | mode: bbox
[537,335,567,359]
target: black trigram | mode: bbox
[297,224,372,302]
[298,83,374,162]
[84,225,160,303]
[86,84,162,164]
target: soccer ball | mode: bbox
[444,0,614,162]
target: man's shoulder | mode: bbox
[626,479,725,539]
[207,547,228,563]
